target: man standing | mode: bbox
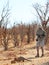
[35,27,45,57]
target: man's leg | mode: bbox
[35,46,39,57]
[41,47,44,57]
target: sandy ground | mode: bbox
[0,43,49,65]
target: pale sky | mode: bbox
[0,0,47,27]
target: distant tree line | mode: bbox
[0,1,49,51]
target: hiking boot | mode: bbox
[35,55,39,57]
[41,54,44,57]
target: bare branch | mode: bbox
[0,1,10,28]
[44,2,49,20]
[33,4,43,22]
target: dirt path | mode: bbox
[0,44,49,65]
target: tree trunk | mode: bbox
[4,37,8,51]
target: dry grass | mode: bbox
[0,42,49,65]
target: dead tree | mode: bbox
[19,22,24,46]
[2,28,8,50]
[33,2,49,30]
[27,24,30,43]
[12,26,18,47]
[0,1,10,50]
[33,2,49,44]
[2,19,9,51]
[31,24,37,41]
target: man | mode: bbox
[35,27,45,57]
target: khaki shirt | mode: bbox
[36,28,45,41]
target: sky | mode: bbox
[0,0,47,27]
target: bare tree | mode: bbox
[33,2,49,45]
[27,24,30,43]
[0,1,10,28]
[12,23,18,47]
[33,2,49,30]
[18,22,24,46]
[0,1,10,50]
[31,23,37,41]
